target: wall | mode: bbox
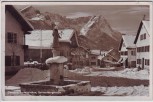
[136,24,150,69]
[128,48,136,68]
[71,47,89,69]
[89,54,98,66]
[59,42,71,61]
[27,49,53,62]
[5,10,24,66]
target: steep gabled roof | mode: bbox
[26,29,76,48]
[119,34,136,50]
[6,5,34,32]
[20,6,32,13]
[134,20,150,44]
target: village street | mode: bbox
[4,5,150,97]
[5,66,149,96]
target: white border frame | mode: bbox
[1,1,153,101]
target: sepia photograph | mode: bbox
[1,0,153,101]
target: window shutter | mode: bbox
[14,33,17,43]
[5,56,12,66]
[15,56,20,66]
[7,32,13,43]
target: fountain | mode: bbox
[19,27,91,96]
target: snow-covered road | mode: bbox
[91,85,149,96]
[73,67,149,80]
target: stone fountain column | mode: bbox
[46,27,67,85]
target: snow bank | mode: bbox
[6,68,50,86]
[46,56,68,64]
[91,85,149,96]
[70,67,92,75]
[5,86,20,91]
[86,68,149,80]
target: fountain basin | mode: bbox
[19,80,91,96]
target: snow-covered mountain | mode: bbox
[20,6,121,53]
[80,15,120,41]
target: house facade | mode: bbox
[134,20,150,69]
[71,46,90,69]
[89,49,117,67]
[25,29,79,64]
[119,34,136,68]
[5,5,33,73]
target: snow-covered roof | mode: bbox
[30,14,45,21]
[118,56,128,63]
[91,50,108,55]
[25,29,74,48]
[134,20,150,44]
[122,34,136,48]
[91,49,113,56]
[142,21,150,35]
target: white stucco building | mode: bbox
[119,34,136,68]
[134,20,150,69]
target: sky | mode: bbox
[15,5,149,35]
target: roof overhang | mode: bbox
[6,5,34,33]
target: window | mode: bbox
[137,59,141,64]
[7,32,17,43]
[91,56,96,59]
[91,62,96,65]
[140,35,143,40]
[5,56,20,66]
[5,56,11,66]
[145,46,149,52]
[145,59,149,66]
[140,33,146,41]
[144,33,146,39]
[125,51,128,55]
[131,50,136,56]
[137,47,139,52]
[120,51,128,55]
[60,50,64,56]
[137,46,149,52]
[15,56,20,66]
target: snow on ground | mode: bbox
[75,67,149,80]
[91,85,149,96]
[6,68,50,86]
[97,68,149,80]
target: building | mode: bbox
[134,20,150,69]
[25,29,79,63]
[118,34,136,68]
[5,5,34,73]
[25,46,53,63]
[71,46,90,69]
[89,49,117,67]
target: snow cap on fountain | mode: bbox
[46,56,68,64]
